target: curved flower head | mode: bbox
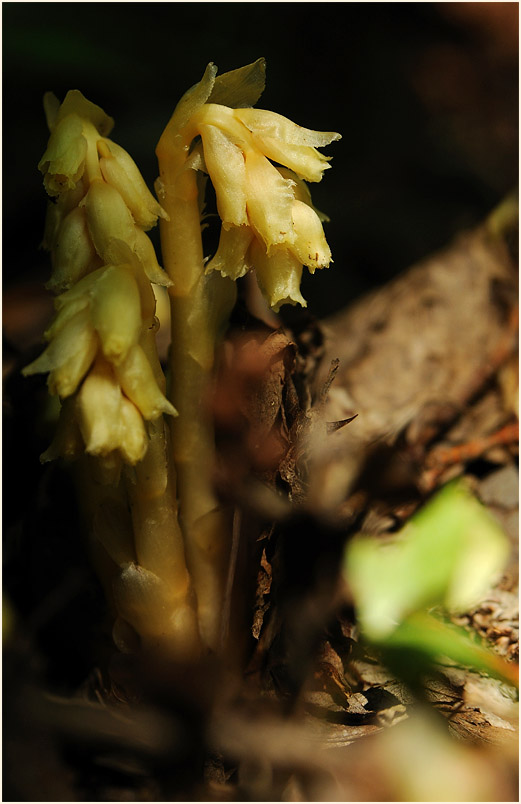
[161,61,340,311]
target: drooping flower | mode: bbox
[26,91,174,469]
[160,61,340,311]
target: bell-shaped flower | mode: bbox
[76,357,148,464]
[288,199,331,273]
[249,239,306,312]
[205,225,253,280]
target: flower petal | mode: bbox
[132,228,173,287]
[54,265,107,309]
[38,114,87,196]
[23,306,96,381]
[245,150,295,250]
[205,225,253,280]
[44,295,90,341]
[199,124,248,227]
[115,343,178,420]
[98,139,168,231]
[277,167,330,221]
[90,264,142,365]
[251,135,332,183]
[47,325,98,398]
[235,107,340,148]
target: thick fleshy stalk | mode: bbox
[156,127,236,652]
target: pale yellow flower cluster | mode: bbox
[182,100,340,311]
[24,91,175,469]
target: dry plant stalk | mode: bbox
[25,60,340,661]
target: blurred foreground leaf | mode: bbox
[344,481,517,686]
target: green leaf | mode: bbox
[383,611,518,687]
[345,481,510,642]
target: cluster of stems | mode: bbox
[27,60,340,660]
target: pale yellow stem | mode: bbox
[156,132,236,652]
[125,418,201,659]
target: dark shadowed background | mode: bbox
[3,1,518,317]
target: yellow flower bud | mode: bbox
[249,238,307,312]
[98,139,168,231]
[76,358,123,456]
[90,264,142,365]
[48,328,98,398]
[83,178,137,262]
[132,228,173,287]
[115,343,178,420]
[205,224,253,279]
[47,206,99,292]
[38,114,88,196]
[289,200,332,273]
